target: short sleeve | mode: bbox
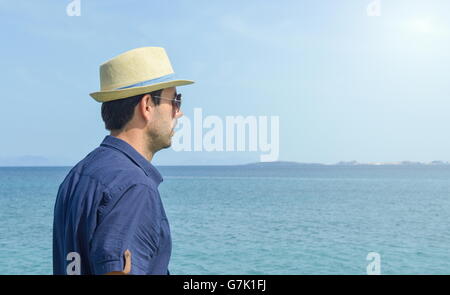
[89,184,162,274]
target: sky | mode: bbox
[0,0,449,166]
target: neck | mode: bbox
[110,129,154,162]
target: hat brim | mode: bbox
[89,79,194,102]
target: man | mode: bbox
[53,47,194,275]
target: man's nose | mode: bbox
[175,110,183,119]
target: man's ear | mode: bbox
[139,94,154,121]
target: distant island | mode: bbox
[2,157,450,167]
[241,160,450,167]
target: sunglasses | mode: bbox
[153,93,182,114]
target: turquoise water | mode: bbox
[1,165,450,274]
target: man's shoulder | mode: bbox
[69,146,154,193]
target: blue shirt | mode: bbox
[53,135,172,275]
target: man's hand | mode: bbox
[104,249,131,275]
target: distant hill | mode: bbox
[241,160,450,167]
[241,161,325,168]
[2,157,450,167]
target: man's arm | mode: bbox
[90,184,162,275]
[104,250,131,275]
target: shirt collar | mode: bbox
[100,135,163,186]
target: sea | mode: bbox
[0,164,449,275]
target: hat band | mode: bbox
[115,73,176,90]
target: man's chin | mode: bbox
[158,131,174,150]
[162,138,172,149]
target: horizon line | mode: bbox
[1,160,450,168]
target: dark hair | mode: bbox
[101,89,162,131]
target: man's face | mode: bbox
[146,87,183,151]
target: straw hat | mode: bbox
[90,47,194,102]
